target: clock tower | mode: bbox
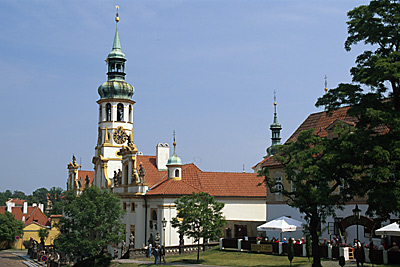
[92,7,136,188]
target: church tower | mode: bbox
[265,92,282,157]
[167,133,182,180]
[93,7,136,188]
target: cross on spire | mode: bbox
[115,5,120,22]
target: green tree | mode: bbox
[258,125,358,267]
[12,190,27,200]
[316,0,400,221]
[171,192,225,262]
[0,190,13,206]
[54,186,125,262]
[0,211,24,249]
[38,228,49,245]
[30,187,49,206]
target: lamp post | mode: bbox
[353,204,361,267]
[162,218,167,247]
[352,204,361,243]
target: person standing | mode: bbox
[160,245,166,263]
[154,245,159,264]
[148,242,152,258]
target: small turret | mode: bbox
[167,132,182,180]
[266,91,282,157]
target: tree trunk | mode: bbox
[310,215,322,267]
[391,80,400,111]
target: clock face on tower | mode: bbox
[113,126,128,144]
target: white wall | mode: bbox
[221,198,266,221]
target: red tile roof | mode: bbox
[0,206,50,227]
[254,106,357,169]
[77,170,95,190]
[136,155,168,185]
[139,156,266,198]
[287,106,356,143]
[6,198,26,206]
[259,156,281,168]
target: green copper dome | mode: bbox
[98,81,134,100]
[167,154,182,166]
[167,142,182,166]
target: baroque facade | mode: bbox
[67,11,267,249]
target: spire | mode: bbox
[112,6,122,52]
[324,75,329,111]
[98,5,134,100]
[167,130,182,166]
[324,75,328,93]
[107,5,125,61]
[266,91,282,157]
[172,130,177,156]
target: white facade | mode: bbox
[93,99,135,189]
[118,193,267,248]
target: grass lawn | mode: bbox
[111,247,396,267]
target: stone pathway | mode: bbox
[114,258,369,267]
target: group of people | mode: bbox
[282,237,306,244]
[147,243,166,265]
[263,237,307,244]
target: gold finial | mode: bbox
[173,130,176,147]
[273,90,277,106]
[324,75,328,93]
[115,5,120,22]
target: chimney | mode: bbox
[7,202,13,213]
[32,203,37,207]
[23,202,28,214]
[156,143,170,171]
[39,204,44,212]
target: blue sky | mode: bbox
[0,0,369,194]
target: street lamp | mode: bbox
[162,218,167,246]
[352,204,361,267]
[352,204,361,242]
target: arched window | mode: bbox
[106,103,112,121]
[117,103,124,121]
[128,105,132,123]
[175,169,180,177]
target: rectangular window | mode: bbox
[123,202,127,210]
[131,202,135,212]
[291,181,296,192]
[275,176,283,194]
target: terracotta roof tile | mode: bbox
[287,106,356,143]
[260,156,281,168]
[77,170,94,189]
[136,155,167,186]
[144,160,266,198]
[0,206,49,227]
